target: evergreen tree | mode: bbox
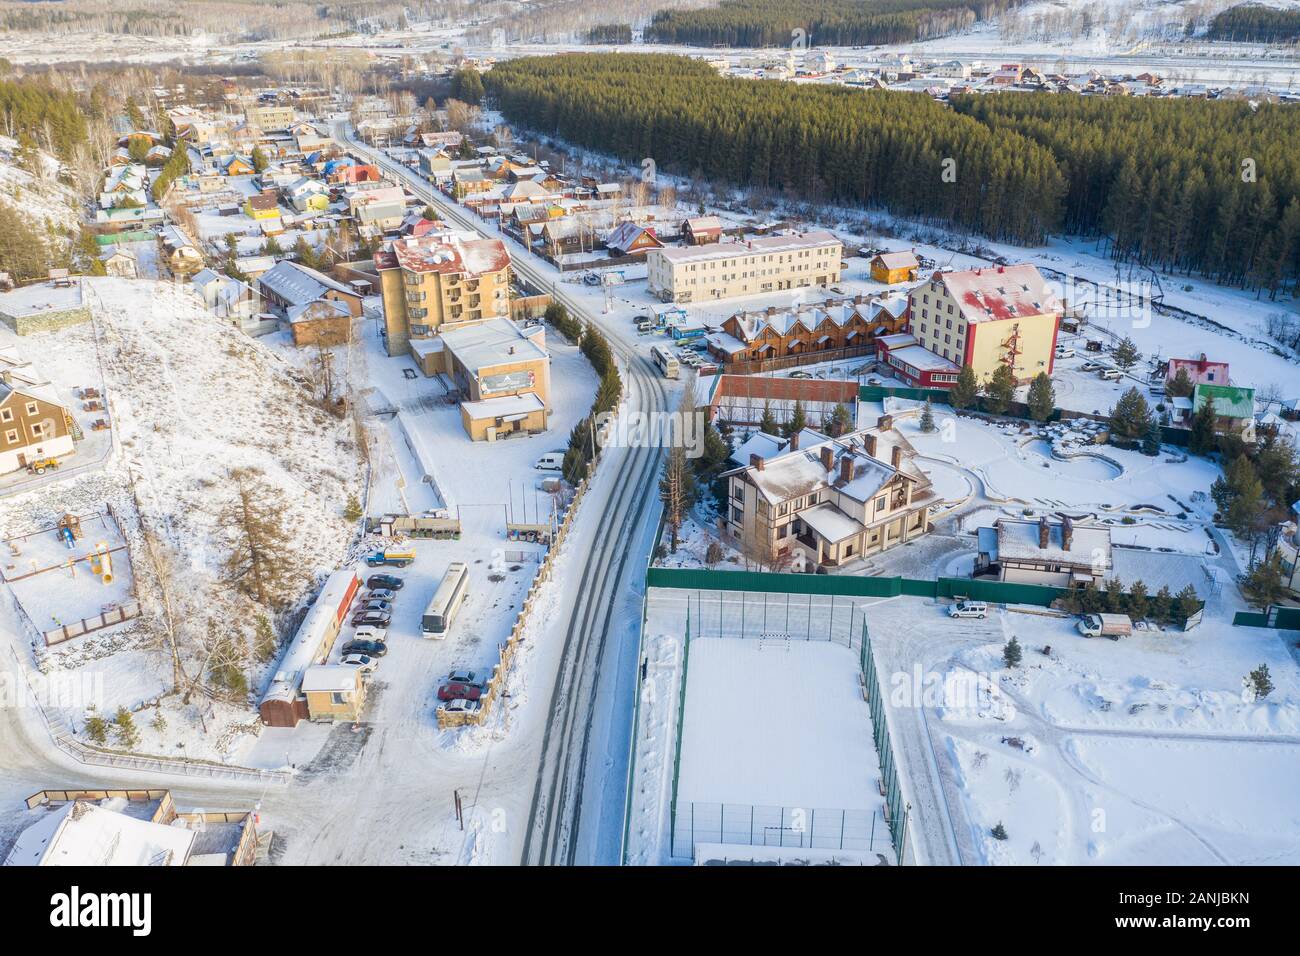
[251,146,270,172]
[983,363,1016,415]
[1246,663,1275,700]
[950,365,978,410]
[1125,580,1149,620]
[759,401,779,435]
[344,492,363,522]
[1104,576,1125,612]
[1151,584,1174,623]
[783,399,807,438]
[1241,551,1286,609]
[221,470,300,609]
[1003,635,1022,668]
[1112,336,1140,372]
[1174,585,1201,624]
[1166,366,1194,399]
[1026,371,1055,422]
[991,822,1009,841]
[84,715,108,745]
[1109,387,1153,442]
[1142,415,1162,456]
[254,614,278,663]
[1189,395,1218,455]
[919,399,936,433]
[113,706,140,749]
[824,403,852,438]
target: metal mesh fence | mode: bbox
[672,802,888,856]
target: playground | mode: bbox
[1,510,138,645]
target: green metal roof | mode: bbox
[1193,382,1255,419]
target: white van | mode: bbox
[354,624,388,642]
[535,451,565,471]
[948,600,988,619]
[1099,368,1124,381]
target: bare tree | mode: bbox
[221,469,299,609]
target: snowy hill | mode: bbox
[0,278,365,761]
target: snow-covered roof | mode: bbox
[301,664,360,694]
[257,260,356,307]
[931,264,1059,324]
[461,391,546,420]
[995,517,1111,568]
[654,230,840,265]
[440,318,547,375]
[5,800,193,866]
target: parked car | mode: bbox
[438,680,484,702]
[365,588,396,602]
[439,698,481,715]
[1055,346,1075,358]
[582,272,601,286]
[446,668,484,686]
[352,610,392,627]
[353,625,388,642]
[356,599,393,614]
[948,600,988,619]
[342,639,387,657]
[366,574,404,591]
[1099,368,1125,381]
[1079,361,1104,373]
[535,451,565,470]
[342,654,378,673]
[788,370,813,380]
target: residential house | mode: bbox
[1166,354,1229,388]
[159,226,204,276]
[870,251,920,285]
[6,789,259,866]
[605,221,664,257]
[0,380,74,473]
[284,176,331,213]
[244,189,281,221]
[722,419,935,569]
[99,246,138,278]
[683,215,724,245]
[1191,383,1256,443]
[256,260,365,347]
[349,185,407,237]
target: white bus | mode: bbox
[422,562,470,638]
[651,344,680,379]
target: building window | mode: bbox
[0,409,10,423]
[25,403,37,416]
[875,496,886,512]
[331,692,347,705]
[3,429,15,443]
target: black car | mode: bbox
[351,610,392,627]
[366,574,405,591]
[342,639,388,657]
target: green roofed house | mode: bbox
[1192,383,1255,443]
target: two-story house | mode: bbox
[0,382,75,473]
[721,418,935,569]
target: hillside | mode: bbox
[0,278,365,761]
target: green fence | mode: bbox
[645,566,1068,608]
[861,618,908,860]
[94,230,156,245]
[667,610,692,859]
[1233,606,1300,630]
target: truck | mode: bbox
[364,549,415,568]
[1077,613,1133,640]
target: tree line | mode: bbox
[487,54,1300,296]
[644,0,1023,47]
[486,53,1064,244]
[951,93,1300,296]
[0,78,89,161]
[1204,5,1300,44]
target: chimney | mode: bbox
[891,444,902,469]
[839,455,854,483]
[877,414,894,431]
[1038,516,1051,549]
[1061,515,1073,551]
[819,446,834,472]
[864,433,878,458]
[750,453,765,471]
